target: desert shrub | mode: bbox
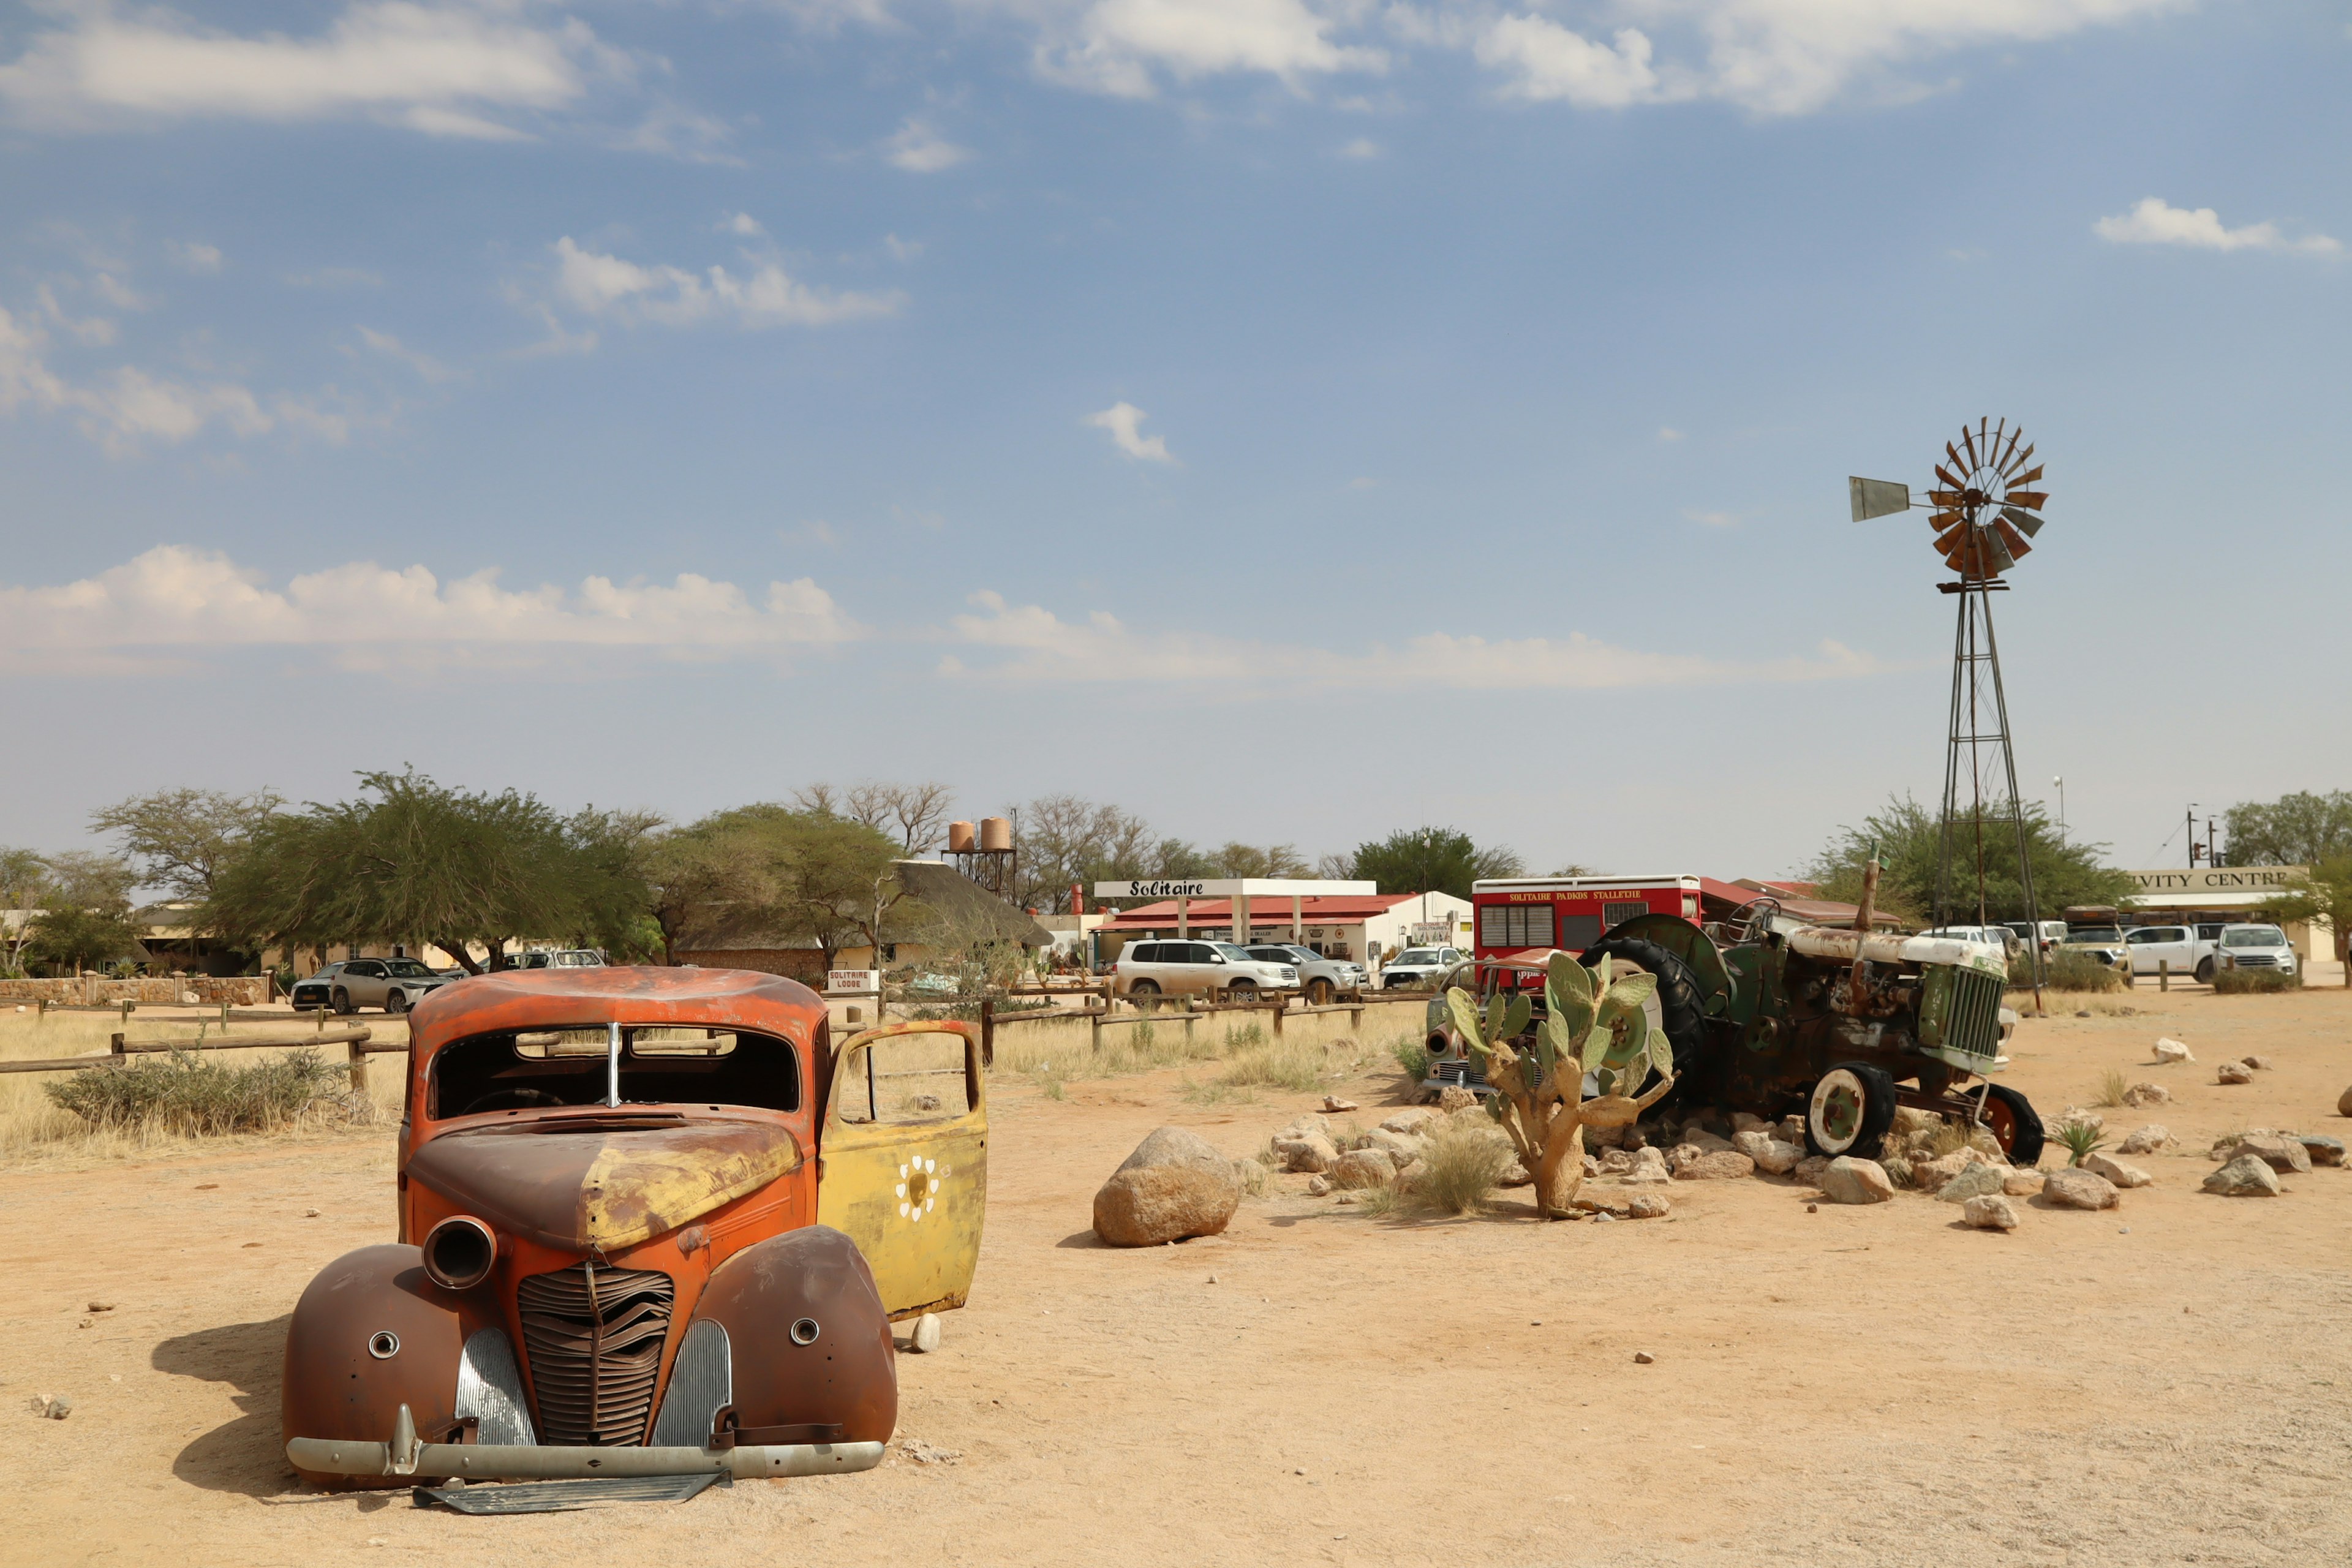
[2212,967,2298,995]
[1415,1122,1513,1215]
[2094,1068,2130,1107]
[46,1049,344,1136]
[1219,1039,1321,1091]
[1392,1036,1431,1085]
[1222,1021,1267,1051]
[1354,1183,1403,1217]
[2041,949,2126,992]
[2052,1118,2108,1167]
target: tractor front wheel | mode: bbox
[1806,1062,1896,1159]
[1964,1082,2045,1168]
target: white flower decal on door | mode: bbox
[896,1155,948,1222]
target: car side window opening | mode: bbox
[833,1033,976,1126]
[430,1026,801,1119]
[348,960,384,977]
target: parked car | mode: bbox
[1114,940,1297,1000]
[508,949,606,970]
[1243,944,1365,1004]
[2214,923,2297,979]
[281,967,986,1491]
[1999,919,2068,954]
[1920,925,2022,960]
[2057,920,2133,982]
[289,957,456,1015]
[1381,946,1464,989]
[2124,924,2217,982]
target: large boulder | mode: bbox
[1937,1163,2010,1204]
[1360,1127,1427,1164]
[2226,1135,2311,1174]
[1329,1149,1397,1189]
[2083,1153,2152,1188]
[2297,1134,2345,1167]
[1731,1131,1803,1175]
[1093,1128,1245,1246]
[1819,1157,1893,1205]
[2041,1169,2120,1210]
[2204,1155,2282,1197]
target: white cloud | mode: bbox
[357,326,462,383]
[0,303,353,455]
[1036,0,1387,97]
[943,590,1882,688]
[1338,136,1379,157]
[1685,508,1737,527]
[167,240,224,274]
[547,237,904,330]
[38,284,116,346]
[725,213,766,237]
[884,118,971,172]
[0,2,632,138]
[1657,426,1684,441]
[885,233,923,263]
[2094,197,2341,255]
[0,546,864,671]
[1083,401,1174,462]
[1474,18,1662,107]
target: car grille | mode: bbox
[516,1264,674,1446]
[2231,956,2278,968]
[1431,1057,1492,1091]
[1944,967,2005,1060]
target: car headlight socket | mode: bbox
[421,1214,499,1291]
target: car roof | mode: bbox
[407,965,826,1060]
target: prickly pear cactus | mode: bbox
[1448,951,1676,1219]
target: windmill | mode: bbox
[1850,418,2048,998]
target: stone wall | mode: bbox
[0,976,271,1006]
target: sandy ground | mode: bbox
[6,984,2351,1567]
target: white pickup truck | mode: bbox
[2124,924,2217,982]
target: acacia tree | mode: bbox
[1805,793,2138,925]
[89,787,285,901]
[2225,791,2352,866]
[1347,827,1525,900]
[793,781,958,854]
[18,851,140,975]
[2260,860,2352,984]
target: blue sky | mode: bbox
[2,0,2346,881]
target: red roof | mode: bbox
[1101,894,1420,930]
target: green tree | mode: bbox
[2223,791,2352,866]
[25,903,141,974]
[2,846,53,972]
[1805,793,2138,927]
[18,851,141,975]
[1348,827,1525,900]
[2260,858,2352,984]
[89,787,285,900]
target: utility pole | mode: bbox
[2188,804,2205,869]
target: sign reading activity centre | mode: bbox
[2125,867,2307,895]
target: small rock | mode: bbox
[1092,1127,1246,1246]
[1730,1112,1771,1135]
[2042,1169,2121,1210]
[1937,1163,2010,1203]
[909,1312,943,1354]
[1633,1351,1655,1364]
[2225,1135,2312,1174]
[1806,1202,1819,1212]
[2120,1082,2171,1108]
[2056,1109,2105,1134]
[1305,1175,1331,1196]
[1329,1149,1396,1189]
[1591,1210,1616,1221]
[2203,1155,2283,1197]
[2003,1168,2046,1197]
[1273,1134,1339,1174]
[1580,1154,1600,1178]
[2217,1061,2253,1085]
[31,1393,71,1420]
[2154,1038,2193,1064]
[2083,1153,2152,1188]
[1436,1085,1478,1115]
[1891,1106,1940,1135]
[1962,1194,2019,1231]
[2338,1084,2352,1118]
[1679,1128,1735,1155]
[2117,1125,2174,1155]
[1626,1193,1670,1219]
[899,1438,962,1464]
[2242,1055,2274,1071]
[1498,1159,1533,1188]
[2075,1009,2091,1019]
[1739,1135,1803,1175]
[1819,1156,1894,1205]
[304,1209,321,1219]
[1598,1146,1635,1175]
[1320,1095,1357,1113]
[1673,1149,1756,1182]
[1360,1127,1427,1163]
[86,1302,113,1313]
[1379,1108,1439,1136]
[1793,1155,1830,1184]
[1623,1147,1670,1185]
[2295,1134,2344,1167]
[1336,1191,1359,1205]
[1912,1151,1974,1190]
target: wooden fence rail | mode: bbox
[0,1026,379,1092]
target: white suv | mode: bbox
[2215,924,2297,980]
[1115,940,1297,1000]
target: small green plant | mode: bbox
[2094,1068,2130,1107]
[1392,1036,1431,1085]
[1039,1077,1066,1101]
[2212,967,2298,995]
[2053,1118,2108,1167]
[1221,1020,1267,1051]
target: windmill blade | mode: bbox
[1961,425,1981,469]
[1996,428,2025,473]
[1947,442,1966,473]
[1929,508,1963,530]
[1981,529,2018,576]
[1992,518,2034,560]
[2003,490,2049,510]
[2000,504,2043,538]
[2004,463,2044,489]
[1934,464,1965,491]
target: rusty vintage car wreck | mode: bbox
[281,967,986,1490]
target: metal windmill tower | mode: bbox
[1850,418,2049,992]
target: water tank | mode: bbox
[979,816,1013,852]
[948,820,976,853]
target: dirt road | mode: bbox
[6,987,2350,1566]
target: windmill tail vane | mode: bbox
[1848,417,2049,581]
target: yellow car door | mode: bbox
[816,1021,988,1321]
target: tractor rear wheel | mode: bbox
[1579,936,1708,1090]
[1806,1061,1896,1159]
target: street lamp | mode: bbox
[2052,775,2065,837]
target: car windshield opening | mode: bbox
[384,959,437,978]
[431,1025,800,1120]
[2223,927,2285,948]
[2068,929,2123,943]
[1396,950,1437,963]
[1212,943,1251,960]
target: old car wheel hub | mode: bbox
[1809,1069,1868,1154]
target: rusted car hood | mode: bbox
[407,1119,801,1251]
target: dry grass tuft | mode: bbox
[1219,1039,1323,1093]
[1415,1121,1514,1215]
[2094,1067,2131,1107]
[2212,968,2299,995]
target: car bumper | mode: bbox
[287,1433,886,1483]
